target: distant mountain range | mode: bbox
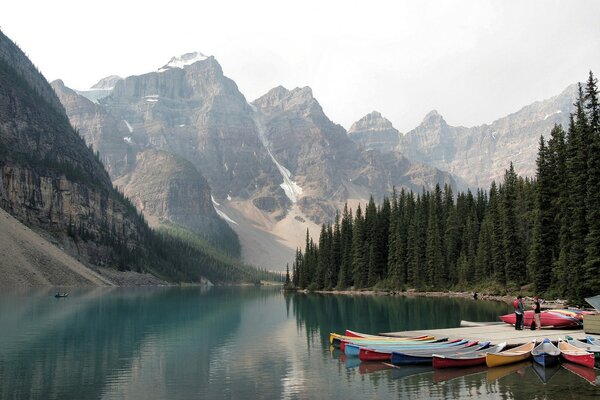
[51,51,577,269]
[53,53,454,268]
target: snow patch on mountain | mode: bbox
[211,195,238,225]
[250,108,303,203]
[544,110,562,120]
[123,120,133,133]
[158,52,208,72]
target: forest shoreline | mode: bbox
[299,288,573,310]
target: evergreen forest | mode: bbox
[288,72,600,305]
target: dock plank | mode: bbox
[381,325,597,346]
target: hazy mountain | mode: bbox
[347,111,400,153]
[398,86,577,188]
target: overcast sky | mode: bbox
[3,0,600,132]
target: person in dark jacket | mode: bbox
[533,296,542,330]
[514,295,524,330]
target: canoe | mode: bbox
[565,336,600,356]
[330,332,434,347]
[432,342,506,369]
[390,341,485,365]
[486,341,535,367]
[352,339,467,359]
[558,339,595,368]
[499,310,581,328]
[586,336,600,347]
[532,362,560,384]
[341,337,444,354]
[337,336,438,351]
[547,309,593,322]
[532,338,561,367]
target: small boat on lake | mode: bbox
[558,339,595,368]
[565,336,600,365]
[432,342,506,369]
[54,292,69,298]
[390,341,486,365]
[330,332,433,347]
[486,341,535,367]
[351,339,465,359]
[340,337,443,354]
[531,338,561,367]
[499,310,581,328]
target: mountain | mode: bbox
[347,111,400,152]
[398,86,577,188]
[0,30,146,268]
[53,54,456,269]
[0,30,263,285]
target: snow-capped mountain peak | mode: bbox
[158,52,209,72]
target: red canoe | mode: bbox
[558,339,595,368]
[500,310,581,328]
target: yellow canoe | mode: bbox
[329,332,434,345]
[486,341,535,368]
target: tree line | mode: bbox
[288,71,600,305]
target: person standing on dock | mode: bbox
[533,296,542,330]
[514,296,524,330]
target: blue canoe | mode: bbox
[532,338,561,367]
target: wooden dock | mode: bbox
[381,324,598,346]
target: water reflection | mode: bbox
[1,288,599,399]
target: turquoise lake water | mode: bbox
[0,286,599,399]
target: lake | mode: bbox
[0,287,598,399]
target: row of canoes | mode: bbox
[331,329,600,369]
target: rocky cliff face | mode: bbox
[398,86,576,188]
[0,30,144,267]
[51,79,134,178]
[103,55,280,202]
[347,111,400,153]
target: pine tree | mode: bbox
[337,204,353,289]
[528,136,553,293]
[583,71,600,298]
[352,205,367,288]
[503,163,526,288]
[567,85,590,302]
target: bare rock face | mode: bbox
[51,79,134,178]
[252,87,455,222]
[0,29,144,267]
[113,149,235,249]
[398,87,576,188]
[348,111,400,153]
[102,56,280,202]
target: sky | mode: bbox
[2,0,600,132]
